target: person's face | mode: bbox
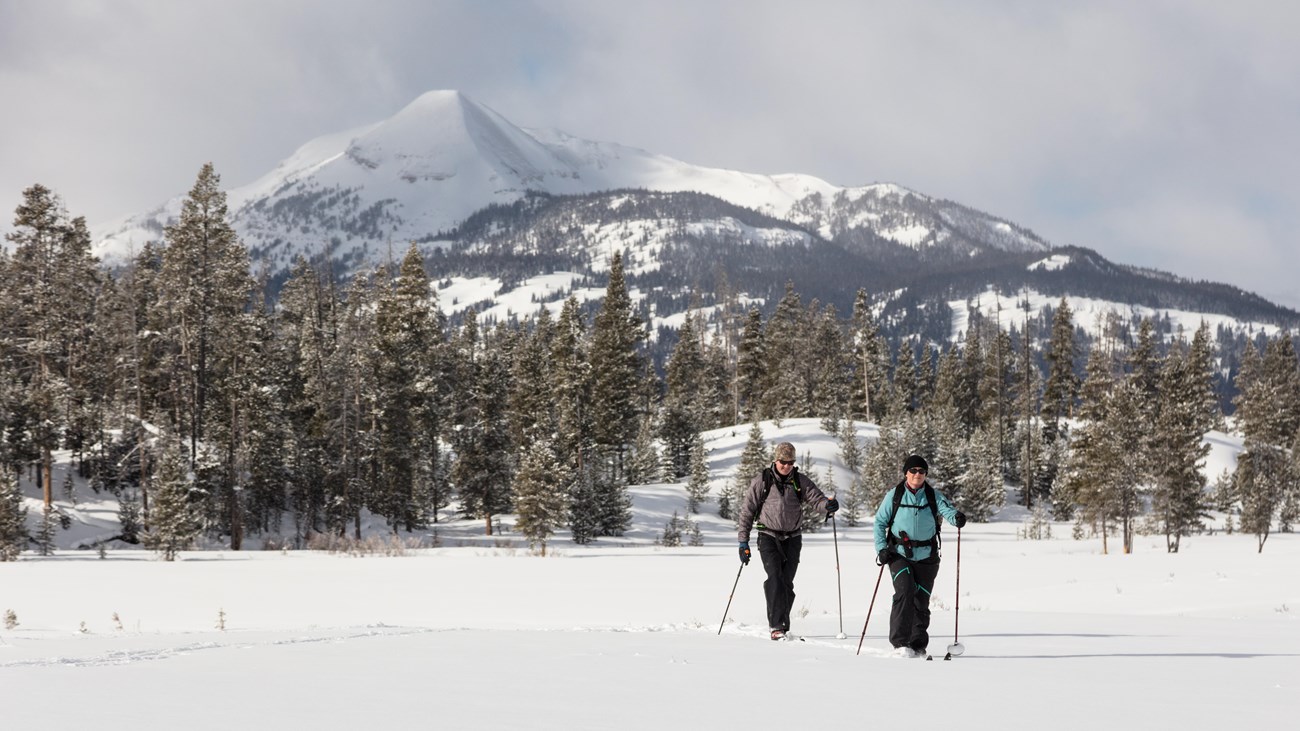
[775,458,795,476]
[906,466,927,489]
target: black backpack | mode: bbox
[752,467,804,533]
[759,467,802,504]
[885,483,941,559]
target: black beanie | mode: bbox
[903,455,929,473]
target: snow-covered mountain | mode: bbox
[91,89,1297,379]
[92,90,1048,269]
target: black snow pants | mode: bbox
[757,533,802,632]
[887,557,941,652]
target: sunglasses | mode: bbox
[777,460,795,466]
[907,467,927,475]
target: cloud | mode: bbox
[1,0,1297,310]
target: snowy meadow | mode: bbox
[2,420,1297,729]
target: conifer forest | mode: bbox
[1,166,1298,561]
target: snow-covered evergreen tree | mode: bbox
[567,465,601,545]
[1236,442,1290,553]
[811,303,853,433]
[34,504,56,556]
[1061,343,1128,553]
[450,315,515,535]
[143,441,201,561]
[727,422,768,522]
[593,451,633,537]
[759,283,808,420]
[157,163,254,468]
[850,288,890,423]
[115,488,141,544]
[660,313,706,479]
[4,184,102,508]
[734,306,766,422]
[1152,338,1211,552]
[685,433,710,514]
[0,470,27,560]
[588,253,645,483]
[627,413,662,486]
[513,439,568,555]
[958,427,1004,521]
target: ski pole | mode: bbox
[831,513,845,639]
[718,562,746,635]
[855,561,886,655]
[944,526,964,660]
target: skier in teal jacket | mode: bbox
[873,454,965,657]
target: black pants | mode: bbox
[757,533,802,631]
[888,558,940,651]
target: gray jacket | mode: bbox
[737,465,830,543]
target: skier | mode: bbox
[873,455,965,658]
[737,441,838,640]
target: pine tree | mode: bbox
[685,433,710,514]
[117,489,142,544]
[660,313,706,478]
[157,163,254,468]
[567,465,600,545]
[850,289,890,423]
[552,297,592,475]
[860,415,912,512]
[810,303,852,433]
[143,440,201,561]
[370,246,443,532]
[34,504,57,556]
[4,184,102,508]
[1152,338,1211,551]
[958,427,1004,521]
[588,253,645,483]
[1187,322,1222,433]
[838,419,863,477]
[1061,343,1132,553]
[1041,297,1079,446]
[759,283,808,420]
[658,511,684,547]
[929,403,969,502]
[450,316,515,535]
[508,306,556,450]
[700,331,733,431]
[844,470,873,528]
[1236,442,1289,553]
[728,422,768,522]
[627,412,662,486]
[890,341,917,416]
[0,469,28,560]
[513,439,568,555]
[593,449,633,537]
[734,306,767,423]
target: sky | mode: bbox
[2,0,1298,310]
[4,418,1298,727]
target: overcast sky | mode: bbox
[2,0,1297,310]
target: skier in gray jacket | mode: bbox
[737,441,838,640]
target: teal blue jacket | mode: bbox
[872,481,960,562]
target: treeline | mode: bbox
[1,165,1298,562]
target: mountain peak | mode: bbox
[342,89,570,187]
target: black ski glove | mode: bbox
[739,542,751,565]
[954,511,967,528]
[877,548,893,566]
[825,497,839,515]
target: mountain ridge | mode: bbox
[88,89,1297,358]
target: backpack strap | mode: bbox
[886,483,942,559]
[759,468,801,505]
[755,468,802,532]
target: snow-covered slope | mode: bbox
[92,90,1047,269]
